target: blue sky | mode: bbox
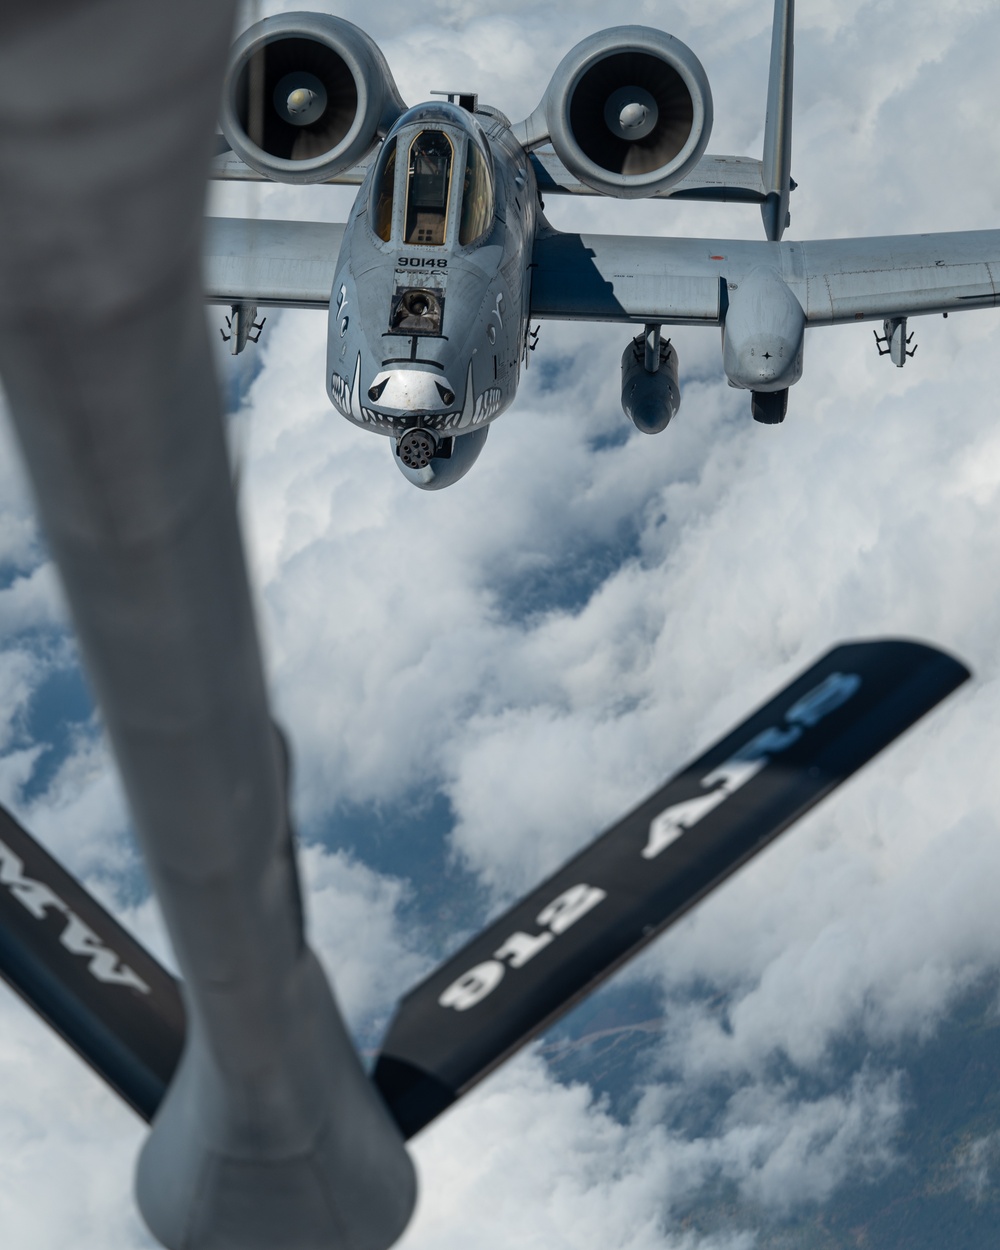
[2,1,1000,1246]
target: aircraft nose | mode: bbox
[366,369,457,412]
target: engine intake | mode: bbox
[519,26,713,199]
[220,13,406,184]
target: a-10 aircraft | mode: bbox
[208,3,1000,488]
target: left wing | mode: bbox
[529,227,1000,326]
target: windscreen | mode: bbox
[371,137,397,242]
[405,130,453,247]
[459,141,494,246]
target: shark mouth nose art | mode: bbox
[366,369,457,412]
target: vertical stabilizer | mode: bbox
[761,0,795,240]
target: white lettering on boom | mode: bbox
[642,672,861,860]
[0,838,150,994]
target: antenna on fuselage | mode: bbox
[760,0,795,241]
[430,89,479,114]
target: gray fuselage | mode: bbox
[327,102,537,462]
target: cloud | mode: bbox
[0,647,40,755]
[401,1052,903,1247]
[299,842,434,1036]
[402,1054,747,1250]
[0,992,148,1249]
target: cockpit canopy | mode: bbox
[370,101,495,249]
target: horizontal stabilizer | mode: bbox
[530,150,767,203]
[210,146,766,204]
[372,639,969,1138]
[0,806,185,1120]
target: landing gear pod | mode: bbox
[392,426,490,490]
[517,26,713,199]
[621,328,680,434]
[722,266,805,395]
[220,13,406,184]
[751,389,789,424]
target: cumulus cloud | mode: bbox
[0,993,149,1249]
[299,842,434,1036]
[401,1052,903,1247]
[3,0,1000,1247]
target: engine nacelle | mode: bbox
[392,427,490,491]
[518,26,713,199]
[621,332,680,434]
[220,13,406,184]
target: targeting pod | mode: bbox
[621,328,680,434]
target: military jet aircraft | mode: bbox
[207,2,1000,488]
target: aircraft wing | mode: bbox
[201,218,1000,326]
[203,216,344,308]
[530,228,1000,327]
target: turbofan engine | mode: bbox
[219,13,406,184]
[517,26,713,199]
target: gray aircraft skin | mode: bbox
[207,1,1000,487]
[0,3,997,1250]
[326,99,536,487]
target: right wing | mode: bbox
[203,217,344,309]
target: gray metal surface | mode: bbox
[211,147,767,203]
[511,26,714,198]
[203,5,1000,485]
[796,232,1000,322]
[205,217,345,308]
[0,5,414,1249]
[202,217,1000,327]
[529,229,1000,325]
[219,13,406,185]
[324,99,537,489]
[531,150,767,202]
[211,148,375,185]
[760,0,795,240]
[722,265,804,392]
